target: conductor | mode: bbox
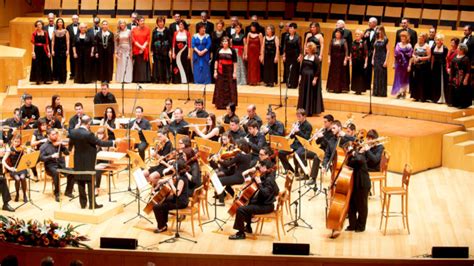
[69,115,115,209]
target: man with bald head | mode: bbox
[43,13,56,76]
[66,14,80,79]
[363,17,378,92]
[242,104,262,133]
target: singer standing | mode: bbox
[132,16,152,83]
[95,20,115,83]
[115,20,133,83]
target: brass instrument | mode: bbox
[286,122,300,139]
[343,113,354,128]
[309,126,325,142]
[188,109,198,118]
[260,123,269,133]
[239,115,249,126]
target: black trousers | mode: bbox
[0,176,11,205]
[45,164,74,196]
[218,174,244,202]
[77,180,97,208]
[348,187,370,230]
[278,147,316,175]
[135,141,148,160]
[69,47,76,78]
[153,198,187,229]
[233,204,274,232]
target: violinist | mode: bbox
[143,128,174,186]
[100,107,119,140]
[2,135,28,203]
[221,102,238,124]
[40,129,75,202]
[40,105,62,129]
[19,94,40,128]
[129,106,151,160]
[365,129,384,172]
[209,132,236,176]
[261,111,285,136]
[188,98,209,118]
[68,102,84,134]
[245,121,268,164]
[322,120,356,177]
[278,108,313,178]
[180,147,202,195]
[5,108,24,141]
[192,113,220,141]
[0,140,14,212]
[229,159,279,240]
[152,158,189,234]
[31,118,48,150]
[167,108,189,136]
[51,95,64,122]
[345,141,371,233]
[216,139,252,205]
[227,116,246,141]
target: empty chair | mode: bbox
[380,164,412,235]
[191,0,210,17]
[329,3,348,21]
[295,1,314,20]
[173,0,191,17]
[369,150,390,204]
[209,0,228,17]
[116,0,134,16]
[267,1,285,19]
[364,5,384,22]
[383,6,402,25]
[439,9,459,30]
[229,0,248,18]
[403,7,422,27]
[459,10,474,28]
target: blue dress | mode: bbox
[192,33,212,84]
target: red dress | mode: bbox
[247,34,261,85]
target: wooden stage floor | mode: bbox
[0,167,472,259]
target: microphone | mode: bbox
[137,84,143,90]
[279,22,284,30]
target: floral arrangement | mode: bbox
[0,215,90,249]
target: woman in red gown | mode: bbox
[244,22,263,86]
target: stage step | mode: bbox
[443,131,470,144]
[54,201,124,224]
[453,115,474,128]
[467,127,474,138]
[455,140,474,154]
[442,130,474,172]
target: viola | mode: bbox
[220,148,240,160]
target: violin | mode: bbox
[219,148,240,160]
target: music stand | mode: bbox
[94,103,120,119]
[14,151,41,211]
[96,151,127,201]
[268,135,293,178]
[114,128,140,141]
[57,169,96,212]
[201,165,226,231]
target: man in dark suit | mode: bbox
[395,18,418,48]
[196,11,214,35]
[87,16,101,82]
[245,15,265,36]
[167,108,189,136]
[43,12,56,53]
[69,115,115,209]
[93,83,117,104]
[226,16,245,37]
[363,17,378,92]
[68,102,84,134]
[169,13,189,39]
[129,106,151,160]
[126,12,138,30]
[261,111,285,137]
[461,25,474,89]
[66,14,80,79]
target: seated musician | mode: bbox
[192,113,220,141]
[129,106,151,160]
[278,108,313,178]
[345,123,357,138]
[143,128,174,186]
[188,98,209,118]
[0,141,14,212]
[154,98,175,128]
[228,159,279,240]
[31,118,48,150]
[365,129,384,172]
[345,142,371,233]
[180,147,202,195]
[5,108,24,141]
[227,116,246,141]
[321,120,356,177]
[248,146,276,169]
[241,104,263,133]
[40,129,75,202]
[100,107,119,140]
[2,135,29,203]
[261,111,285,136]
[20,94,40,129]
[216,139,252,205]
[93,82,117,104]
[40,105,62,129]
[209,132,236,176]
[168,108,189,136]
[152,158,189,234]
[245,121,268,164]
[68,102,84,134]
[221,102,238,124]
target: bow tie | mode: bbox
[73,24,78,27]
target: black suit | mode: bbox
[395,28,417,48]
[218,152,252,202]
[347,152,371,231]
[247,132,267,162]
[40,140,74,197]
[366,145,384,172]
[278,120,313,175]
[363,27,377,90]
[126,22,138,31]
[68,114,82,134]
[169,20,189,39]
[226,26,245,38]
[66,23,79,78]
[87,26,101,82]
[196,21,214,35]
[69,127,114,208]
[462,34,474,67]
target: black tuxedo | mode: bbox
[347,151,371,231]
[169,20,189,38]
[278,120,313,175]
[87,25,101,82]
[226,26,245,38]
[462,34,474,66]
[395,28,417,48]
[363,27,377,89]
[68,114,82,134]
[43,23,56,50]
[196,21,214,35]
[66,23,79,78]
[127,22,138,31]
[69,127,114,207]
[247,132,267,161]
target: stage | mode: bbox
[0,166,472,264]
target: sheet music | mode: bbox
[295,153,310,176]
[133,168,149,191]
[210,171,224,195]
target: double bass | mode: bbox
[143,181,172,214]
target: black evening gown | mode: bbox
[350,40,368,94]
[263,36,278,86]
[52,31,68,83]
[74,34,94,84]
[284,34,301,88]
[327,39,348,93]
[373,38,388,97]
[210,31,227,83]
[213,48,238,109]
[298,56,324,116]
[95,31,115,83]
[431,45,449,103]
[410,45,431,101]
[30,33,52,83]
[152,27,171,83]
[450,55,472,109]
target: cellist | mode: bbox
[321,120,356,177]
[228,159,279,240]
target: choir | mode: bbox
[29,13,472,112]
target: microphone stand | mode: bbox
[202,84,207,109]
[160,128,197,244]
[283,64,293,128]
[271,25,284,110]
[362,87,373,118]
[178,49,194,104]
[121,54,130,117]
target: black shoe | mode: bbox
[89,203,103,209]
[80,205,87,209]
[154,226,167,234]
[55,195,60,202]
[229,232,246,240]
[306,179,316,186]
[23,196,28,203]
[2,204,14,212]
[355,227,365,233]
[345,226,356,231]
[15,194,19,202]
[64,193,74,199]
[244,225,253,234]
[296,175,309,181]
